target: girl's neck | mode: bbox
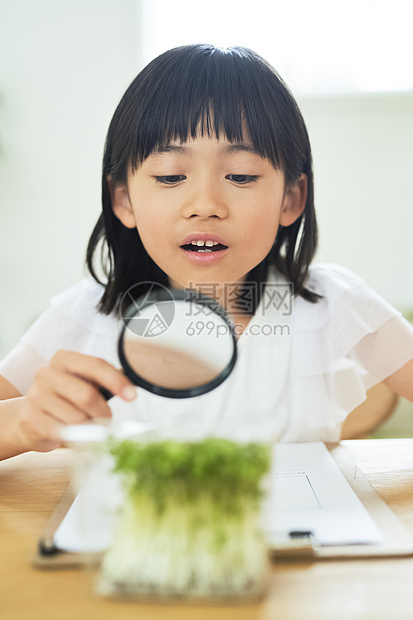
[168,279,254,335]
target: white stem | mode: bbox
[99,488,268,599]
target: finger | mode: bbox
[34,366,113,421]
[51,351,137,401]
[18,405,65,452]
[28,383,95,425]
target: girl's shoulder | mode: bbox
[0,278,117,395]
[296,262,398,318]
[50,275,105,305]
[293,262,400,351]
[306,262,365,296]
[47,276,112,333]
[20,276,118,357]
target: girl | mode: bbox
[1,44,413,460]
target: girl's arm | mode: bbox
[0,350,137,461]
[383,359,413,401]
[0,374,22,398]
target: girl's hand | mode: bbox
[17,350,137,452]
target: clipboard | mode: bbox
[33,442,413,568]
[268,443,413,560]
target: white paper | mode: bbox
[54,454,122,553]
[54,442,383,553]
[262,442,384,546]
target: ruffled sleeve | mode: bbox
[288,263,413,435]
[0,278,119,395]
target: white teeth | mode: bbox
[190,240,219,246]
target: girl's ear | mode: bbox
[279,174,308,227]
[108,175,136,229]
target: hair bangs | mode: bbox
[127,46,284,172]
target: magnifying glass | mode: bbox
[60,286,237,446]
[101,285,238,400]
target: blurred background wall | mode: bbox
[1,0,412,375]
[0,0,140,357]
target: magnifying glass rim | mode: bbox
[118,287,238,399]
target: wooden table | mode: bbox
[1,439,413,620]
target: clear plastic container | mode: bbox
[73,419,273,604]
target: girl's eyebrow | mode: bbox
[152,145,187,155]
[223,143,262,157]
[151,142,262,157]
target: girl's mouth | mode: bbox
[180,240,229,253]
[179,239,229,264]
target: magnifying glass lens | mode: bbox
[119,290,237,399]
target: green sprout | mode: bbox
[99,437,272,601]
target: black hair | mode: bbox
[86,44,319,315]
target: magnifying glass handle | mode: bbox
[99,386,114,401]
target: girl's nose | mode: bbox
[181,187,229,220]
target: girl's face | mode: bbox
[111,133,307,309]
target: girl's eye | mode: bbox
[226,174,259,184]
[155,175,186,185]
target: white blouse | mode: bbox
[1,263,413,443]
